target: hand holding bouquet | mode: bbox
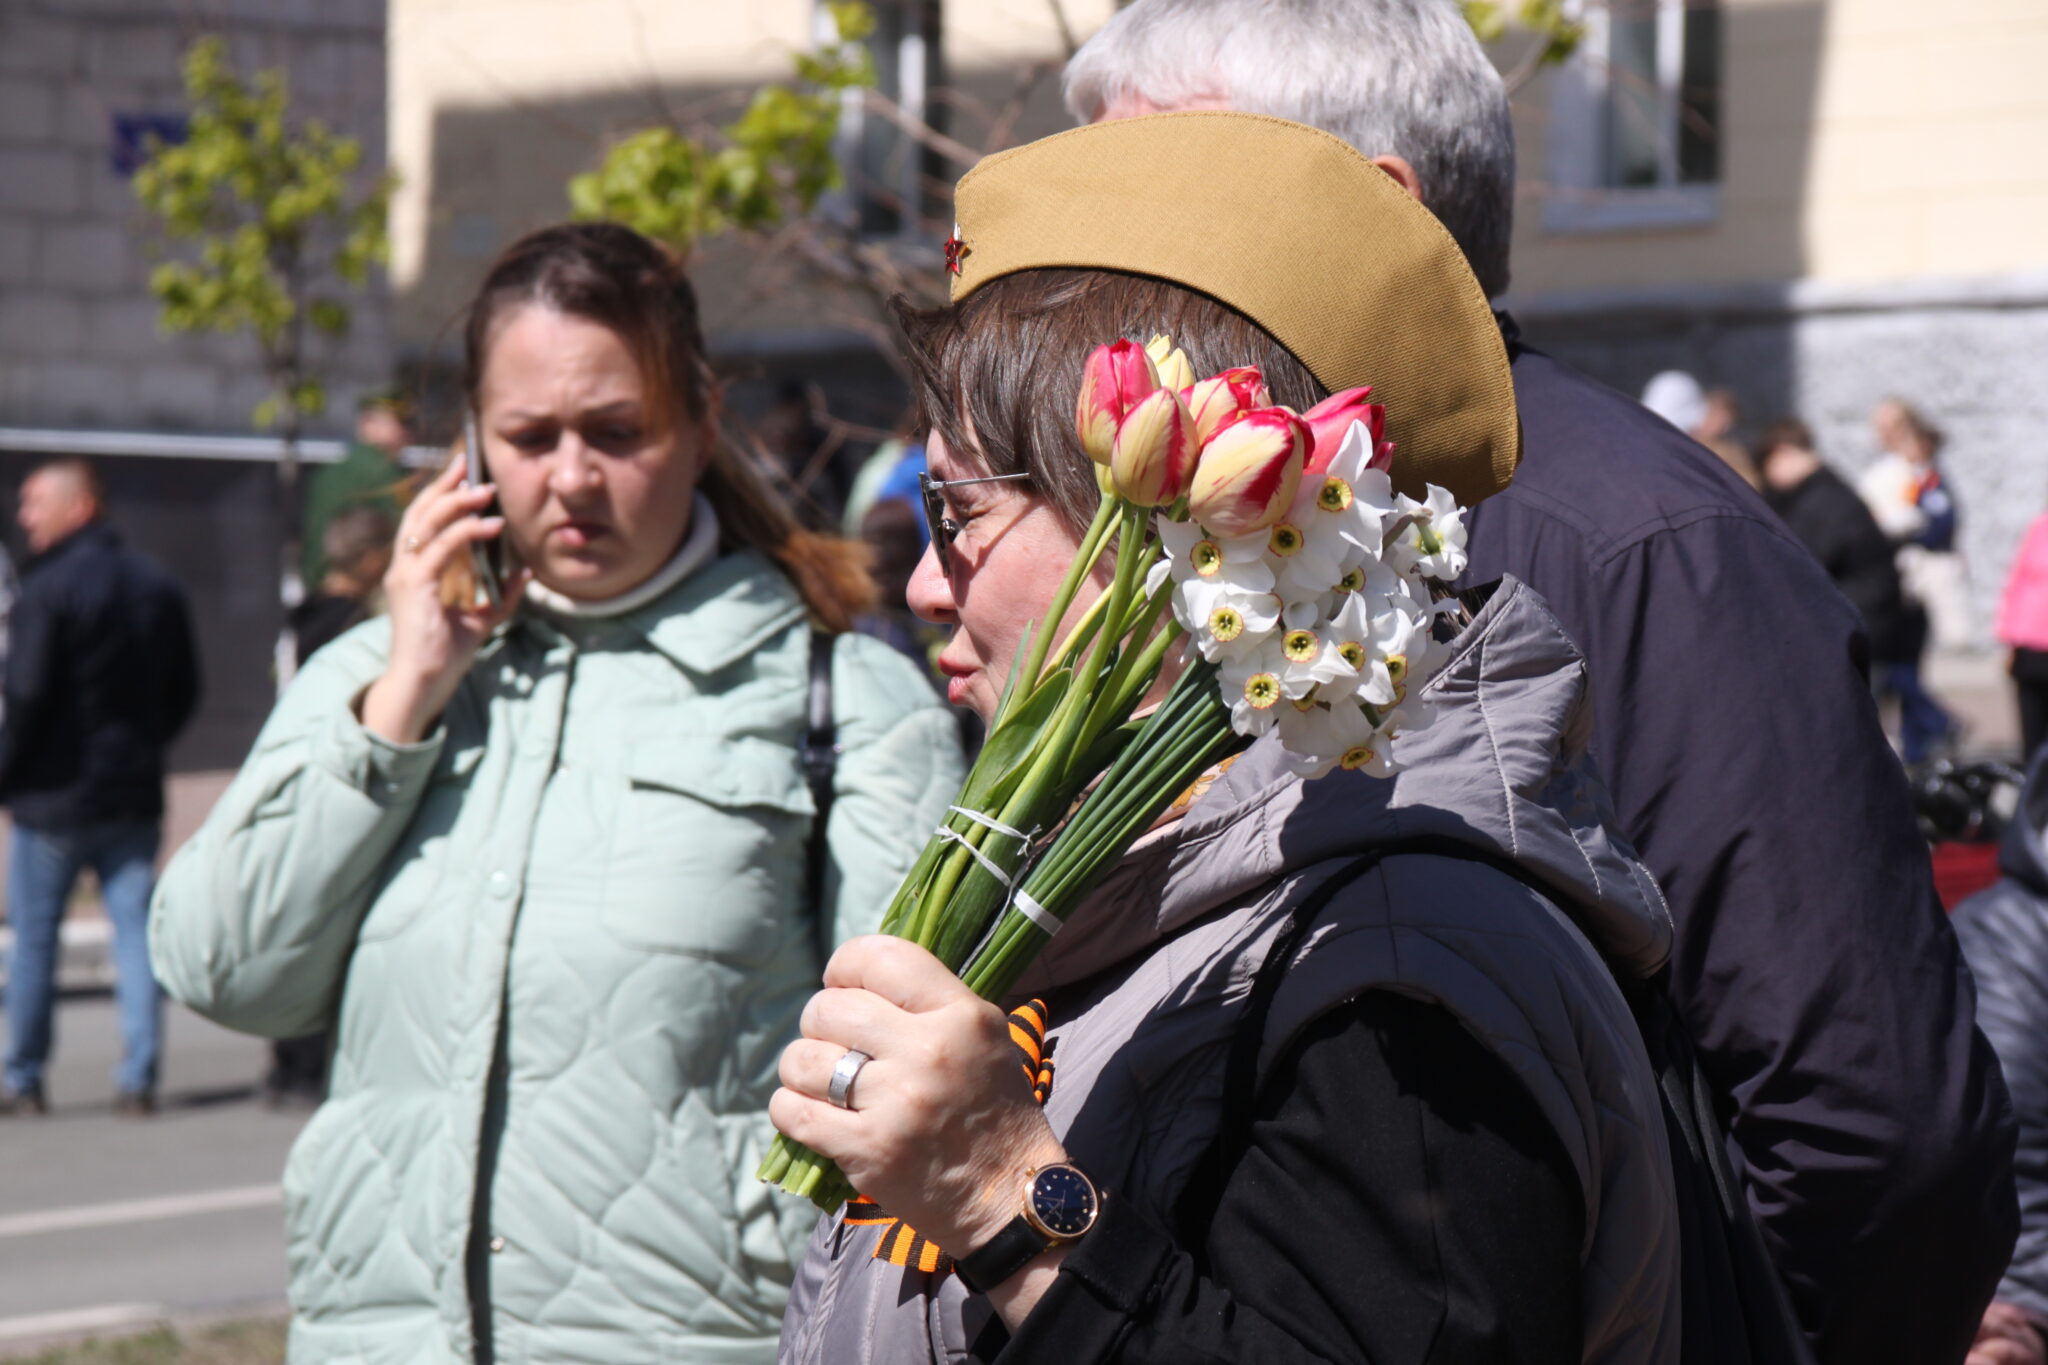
[759,335,1471,1210]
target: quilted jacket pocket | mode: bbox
[599,738,814,966]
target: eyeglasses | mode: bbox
[918,470,1031,576]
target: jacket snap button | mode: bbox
[489,1236,506,1253]
[488,871,512,899]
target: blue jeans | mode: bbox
[4,820,162,1096]
[1877,661,1957,764]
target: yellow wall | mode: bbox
[1508,0,2048,300]
[386,0,1113,347]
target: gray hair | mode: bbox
[1063,0,1517,298]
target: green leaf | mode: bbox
[134,35,390,425]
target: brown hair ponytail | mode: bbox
[463,221,875,632]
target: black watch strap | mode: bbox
[955,1214,1052,1295]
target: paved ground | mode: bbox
[0,994,302,1355]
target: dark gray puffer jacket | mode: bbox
[1954,747,2048,1324]
[778,576,1681,1365]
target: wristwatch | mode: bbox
[955,1162,1101,1294]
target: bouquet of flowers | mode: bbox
[758,335,1471,1210]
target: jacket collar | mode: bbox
[516,546,806,676]
[29,519,117,572]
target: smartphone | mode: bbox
[462,409,506,609]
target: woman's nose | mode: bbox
[905,541,956,624]
[547,438,603,495]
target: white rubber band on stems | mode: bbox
[1011,889,1061,937]
[936,826,1015,888]
[946,806,1031,845]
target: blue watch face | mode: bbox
[1030,1165,1098,1238]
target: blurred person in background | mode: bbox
[151,223,963,1363]
[1065,4,2016,1360]
[1853,400,1964,758]
[1698,386,1760,489]
[1862,396,1972,654]
[1756,419,1919,676]
[852,496,941,673]
[1758,419,1954,762]
[0,459,200,1118]
[303,391,413,589]
[2002,506,2048,762]
[1641,370,1760,488]
[291,504,397,669]
[261,503,399,1110]
[1953,748,2048,1365]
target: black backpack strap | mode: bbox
[800,629,841,967]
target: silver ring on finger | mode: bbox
[827,1048,871,1111]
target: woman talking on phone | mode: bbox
[151,222,963,1364]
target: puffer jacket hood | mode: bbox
[2001,747,2048,896]
[1019,573,1673,1002]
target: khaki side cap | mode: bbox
[949,111,1520,507]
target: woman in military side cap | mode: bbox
[771,113,1682,1365]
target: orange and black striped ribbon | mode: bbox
[853,998,1057,1276]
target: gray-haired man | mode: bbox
[1068,4,2014,1363]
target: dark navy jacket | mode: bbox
[1462,328,2016,1365]
[1954,751,2048,1332]
[0,521,200,830]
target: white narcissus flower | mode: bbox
[1178,578,1282,661]
[1326,591,1398,707]
[1275,696,1379,778]
[1158,517,1275,595]
[1157,515,1286,661]
[1386,484,1469,581]
[1219,640,1291,737]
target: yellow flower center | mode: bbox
[1268,523,1304,557]
[1283,629,1319,662]
[1339,743,1377,770]
[1192,540,1224,577]
[1244,672,1281,709]
[1336,567,1366,594]
[1336,640,1367,670]
[1317,477,1353,513]
[1209,606,1245,643]
[1387,653,1408,684]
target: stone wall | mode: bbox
[0,0,393,438]
[1515,272,2048,648]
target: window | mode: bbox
[1545,0,1721,232]
[827,0,945,239]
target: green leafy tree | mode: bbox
[1463,0,1586,89]
[134,35,398,685]
[134,35,396,510]
[568,1,876,253]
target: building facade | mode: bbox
[0,0,396,768]
[1504,0,2048,643]
[386,0,1113,437]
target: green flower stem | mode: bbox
[1022,492,1117,688]
[1046,581,1114,677]
[1076,573,1175,762]
[960,661,1239,1000]
[760,496,1189,1212]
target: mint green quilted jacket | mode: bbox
[151,550,963,1364]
